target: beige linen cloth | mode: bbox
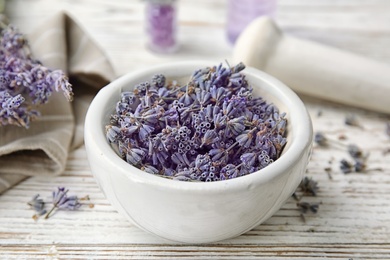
[0,11,116,194]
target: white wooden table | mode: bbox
[1,0,390,259]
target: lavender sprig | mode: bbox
[28,187,90,220]
[44,187,81,219]
[0,22,73,128]
[106,62,288,182]
[297,201,320,214]
[292,176,320,222]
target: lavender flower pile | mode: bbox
[106,62,287,182]
[0,22,73,128]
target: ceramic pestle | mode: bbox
[233,17,390,114]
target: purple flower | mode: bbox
[196,89,211,106]
[236,129,255,148]
[44,187,82,219]
[347,144,363,159]
[201,129,219,147]
[141,164,160,174]
[0,23,73,128]
[340,159,353,174]
[258,150,273,168]
[126,148,145,165]
[210,85,226,104]
[105,62,288,182]
[299,177,319,196]
[27,194,47,217]
[171,152,191,169]
[225,116,246,136]
[240,152,257,167]
[354,158,366,172]
[46,70,73,101]
[151,74,166,88]
[297,202,319,214]
[106,125,121,143]
[209,147,226,162]
[314,132,328,146]
[52,187,81,210]
[139,124,154,141]
[220,164,239,180]
[194,154,211,171]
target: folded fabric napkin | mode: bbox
[0,11,116,194]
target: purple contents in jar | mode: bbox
[145,0,178,53]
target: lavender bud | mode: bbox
[0,23,73,128]
[106,62,288,182]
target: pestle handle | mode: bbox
[233,17,390,114]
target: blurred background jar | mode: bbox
[145,0,178,53]
[226,0,277,44]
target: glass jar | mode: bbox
[145,0,178,53]
[226,0,277,44]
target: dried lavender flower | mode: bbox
[316,132,371,174]
[0,22,73,128]
[324,167,333,180]
[344,114,361,128]
[340,159,353,174]
[106,62,288,182]
[45,187,82,219]
[28,187,88,220]
[27,194,47,217]
[297,201,319,214]
[353,158,367,172]
[314,132,328,146]
[347,144,363,159]
[314,131,348,149]
[299,176,319,196]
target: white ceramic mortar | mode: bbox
[84,61,313,243]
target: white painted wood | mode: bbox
[1,0,390,258]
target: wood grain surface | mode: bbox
[1,0,390,259]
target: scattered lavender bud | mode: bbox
[106,62,288,182]
[324,167,333,180]
[354,158,366,172]
[27,194,47,217]
[340,159,353,174]
[314,131,347,149]
[299,176,319,196]
[0,22,73,128]
[344,114,361,128]
[347,144,365,160]
[297,201,319,214]
[316,132,372,174]
[314,132,328,146]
